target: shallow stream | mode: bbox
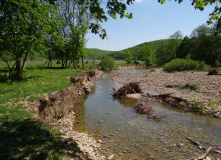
[73,69,221,159]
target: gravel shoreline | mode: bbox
[113,68,221,117]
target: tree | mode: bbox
[155,41,176,66]
[176,36,194,59]
[169,30,183,58]
[138,46,153,66]
[190,24,211,39]
[0,0,56,78]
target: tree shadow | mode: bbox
[0,119,90,160]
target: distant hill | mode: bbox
[123,39,170,55]
[85,48,114,60]
[86,39,171,60]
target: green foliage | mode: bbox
[155,40,179,66]
[192,98,205,112]
[207,101,220,107]
[177,24,221,67]
[85,48,114,60]
[126,56,132,64]
[163,59,209,72]
[138,46,153,66]
[215,60,221,67]
[180,83,200,91]
[192,102,205,112]
[99,57,116,72]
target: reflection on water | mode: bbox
[73,70,221,159]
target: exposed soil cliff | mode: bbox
[25,69,106,160]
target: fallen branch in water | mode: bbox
[147,115,166,120]
[197,147,212,159]
[186,137,206,149]
[134,102,154,115]
[186,137,221,160]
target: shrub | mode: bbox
[99,56,116,72]
[180,83,200,91]
[126,57,132,64]
[163,59,209,72]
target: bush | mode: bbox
[126,57,132,64]
[99,57,116,72]
[163,59,209,72]
[180,83,200,91]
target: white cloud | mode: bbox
[134,0,144,3]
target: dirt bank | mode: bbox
[113,68,221,118]
[25,69,106,160]
[117,64,145,69]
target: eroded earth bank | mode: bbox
[25,68,106,160]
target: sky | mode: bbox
[86,0,218,51]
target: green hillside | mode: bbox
[85,48,114,60]
[123,39,170,55]
[86,39,171,61]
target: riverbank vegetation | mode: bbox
[99,57,116,72]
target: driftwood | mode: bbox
[186,137,221,160]
[134,102,154,115]
[147,93,191,109]
[186,137,206,150]
[112,82,143,98]
[134,102,166,120]
[147,115,166,120]
[207,69,219,76]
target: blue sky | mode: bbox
[86,0,218,51]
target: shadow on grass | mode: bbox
[0,119,90,160]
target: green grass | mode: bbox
[0,68,79,104]
[0,61,96,160]
[207,101,220,107]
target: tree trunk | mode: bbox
[48,59,52,68]
[68,60,71,68]
[62,59,64,68]
[16,58,22,78]
[65,59,68,68]
[73,59,77,69]
[21,51,29,71]
[81,56,84,69]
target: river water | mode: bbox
[73,69,221,159]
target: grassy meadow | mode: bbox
[0,60,97,160]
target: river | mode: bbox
[73,69,221,159]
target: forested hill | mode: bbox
[86,39,170,60]
[85,48,114,60]
[123,39,169,54]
